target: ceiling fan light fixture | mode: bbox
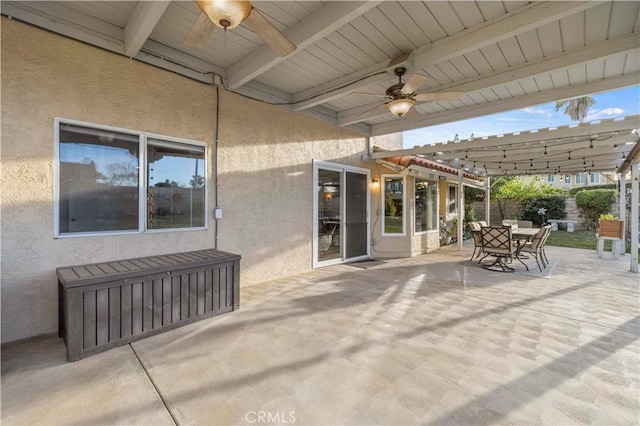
[387,98,415,117]
[196,0,252,29]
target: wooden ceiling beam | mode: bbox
[226,1,381,90]
[370,74,640,137]
[339,33,639,126]
[123,1,170,57]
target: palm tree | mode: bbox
[554,96,595,122]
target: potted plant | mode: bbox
[597,213,623,239]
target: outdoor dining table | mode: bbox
[512,227,539,241]
[512,227,540,257]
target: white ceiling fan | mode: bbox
[352,67,464,118]
[183,0,296,57]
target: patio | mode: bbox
[2,245,638,425]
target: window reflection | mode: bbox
[58,125,139,233]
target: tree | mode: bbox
[554,96,595,122]
[190,174,204,188]
[154,179,178,188]
[492,176,559,220]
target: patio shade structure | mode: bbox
[372,115,640,272]
[1,1,638,137]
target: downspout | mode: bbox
[457,168,464,250]
[619,173,626,253]
[630,163,639,273]
[485,176,491,225]
[214,86,220,250]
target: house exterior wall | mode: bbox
[0,19,376,343]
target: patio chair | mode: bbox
[517,220,533,228]
[519,225,551,271]
[478,220,488,227]
[470,230,484,261]
[502,219,518,228]
[469,221,481,232]
[540,225,552,266]
[480,226,528,272]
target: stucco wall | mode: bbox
[0,19,368,342]
[215,88,368,283]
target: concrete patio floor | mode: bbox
[2,245,639,425]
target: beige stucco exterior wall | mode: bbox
[215,88,368,284]
[370,174,440,258]
[0,19,369,343]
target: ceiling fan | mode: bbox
[183,0,296,57]
[352,67,464,118]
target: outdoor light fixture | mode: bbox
[371,179,379,186]
[196,0,252,29]
[386,98,415,117]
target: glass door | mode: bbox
[314,162,370,267]
[317,168,342,263]
[345,172,368,258]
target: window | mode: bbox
[547,174,555,183]
[590,173,603,184]
[447,185,457,216]
[382,175,404,235]
[415,179,438,233]
[563,174,571,184]
[575,173,586,184]
[55,120,206,236]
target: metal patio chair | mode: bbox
[518,225,552,271]
[480,226,528,272]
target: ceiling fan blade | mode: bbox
[349,92,389,98]
[245,8,296,57]
[414,92,464,102]
[401,73,429,95]
[183,12,216,48]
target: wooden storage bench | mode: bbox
[58,249,240,362]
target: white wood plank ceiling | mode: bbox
[2,1,639,138]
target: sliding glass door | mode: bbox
[314,161,370,267]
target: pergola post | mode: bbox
[619,173,626,252]
[485,177,491,225]
[630,163,639,273]
[458,168,464,251]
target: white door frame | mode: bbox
[313,160,370,268]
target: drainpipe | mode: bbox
[619,173,626,253]
[630,163,639,273]
[485,177,491,225]
[457,168,464,251]
[214,86,220,250]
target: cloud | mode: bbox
[521,107,552,117]
[585,107,625,121]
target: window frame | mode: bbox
[590,172,603,184]
[54,118,207,238]
[447,184,458,219]
[381,174,406,237]
[414,178,438,235]
[575,173,586,184]
[547,174,555,183]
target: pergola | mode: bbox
[373,115,640,273]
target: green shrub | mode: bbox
[575,189,615,230]
[521,196,566,225]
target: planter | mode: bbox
[597,219,623,239]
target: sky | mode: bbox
[402,85,640,148]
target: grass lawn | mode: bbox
[546,230,639,263]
